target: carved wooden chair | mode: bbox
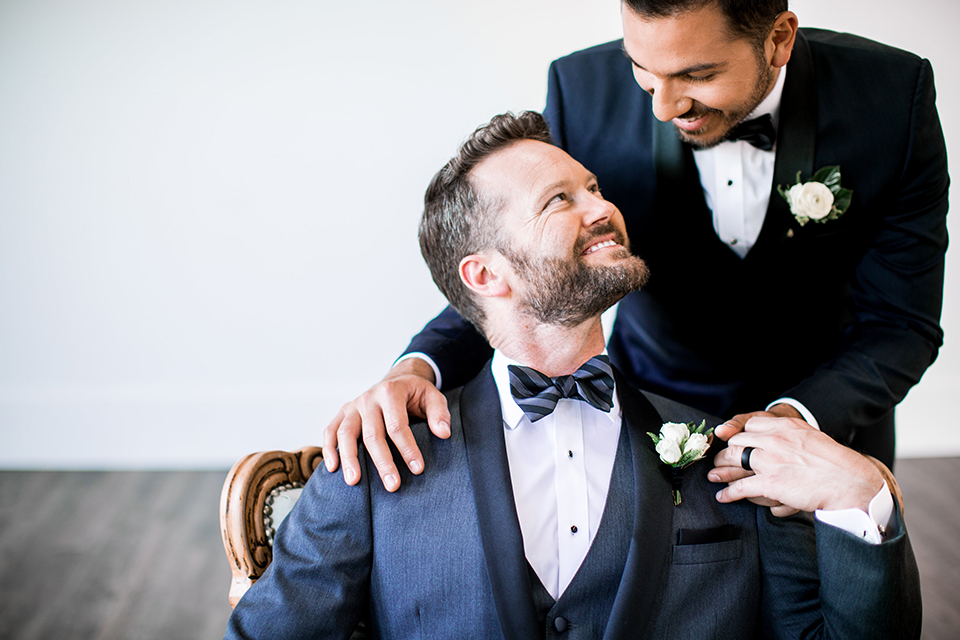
[219,446,324,607]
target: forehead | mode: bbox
[469,140,589,203]
[621,4,746,71]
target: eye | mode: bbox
[548,192,567,205]
[589,184,603,197]
[686,73,715,83]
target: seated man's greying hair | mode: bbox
[418,111,556,333]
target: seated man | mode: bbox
[225,112,920,640]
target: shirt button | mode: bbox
[567,450,574,458]
[554,617,569,632]
[570,525,578,534]
[729,238,738,245]
[727,179,734,186]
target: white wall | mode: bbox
[1,0,957,469]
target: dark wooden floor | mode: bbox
[0,470,232,640]
[0,459,957,639]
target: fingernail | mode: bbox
[344,468,356,484]
[409,460,423,474]
[385,474,398,490]
[439,421,450,435]
[715,490,724,501]
[708,472,719,482]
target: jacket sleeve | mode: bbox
[785,58,948,440]
[224,464,373,640]
[400,305,493,391]
[757,508,921,639]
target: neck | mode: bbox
[486,314,607,377]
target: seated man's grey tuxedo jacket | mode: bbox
[225,364,921,639]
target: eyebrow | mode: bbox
[535,173,599,210]
[620,43,723,77]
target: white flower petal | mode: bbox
[659,422,689,444]
[656,439,682,464]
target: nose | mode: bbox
[583,191,615,227]
[641,77,692,123]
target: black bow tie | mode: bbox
[508,355,615,423]
[728,114,776,151]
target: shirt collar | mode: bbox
[491,350,620,431]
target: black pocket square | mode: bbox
[677,524,740,546]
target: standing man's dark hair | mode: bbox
[623,0,788,46]
[418,111,554,334]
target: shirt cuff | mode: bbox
[394,352,442,389]
[766,397,820,430]
[815,481,894,545]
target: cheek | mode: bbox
[539,222,579,256]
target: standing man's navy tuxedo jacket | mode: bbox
[225,364,921,639]
[403,30,949,466]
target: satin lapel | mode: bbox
[603,373,676,640]
[460,364,540,640]
[749,31,818,260]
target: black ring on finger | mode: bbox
[741,446,755,472]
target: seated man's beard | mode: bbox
[503,228,649,328]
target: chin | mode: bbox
[676,127,729,150]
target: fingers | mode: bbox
[714,410,772,441]
[372,381,453,480]
[712,442,764,472]
[379,397,424,475]
[420,386,452,440]
[335,408,363,486]
[322,409,345,472]
[713,415,749,442]
[359,404,402,492]
[708,465,754,484]
[746,496,783,508]
[715,475,762,504]
[322,372,449,492]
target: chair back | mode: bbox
[220,446,323,607]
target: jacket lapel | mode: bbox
[460,364,540,640]
[604,372,677,640]
[652,117,715,241]
[748,30,818,260]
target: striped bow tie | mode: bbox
[507,355,615,423]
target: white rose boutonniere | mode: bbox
[777,165,853,226]
[647,420,714,505]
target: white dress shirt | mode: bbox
[693,66,786,258]
[491,350,621,600]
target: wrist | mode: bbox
[388,355,437,384]
[765,397,819,429]
[767,403,803,420]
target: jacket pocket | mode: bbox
[672,539,742,565]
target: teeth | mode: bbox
[585,239,617,254]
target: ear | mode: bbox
[767,11,798,69]
[459,254,512,298]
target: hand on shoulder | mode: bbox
[322,358,450,492]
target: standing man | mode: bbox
[324,0,947,490]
